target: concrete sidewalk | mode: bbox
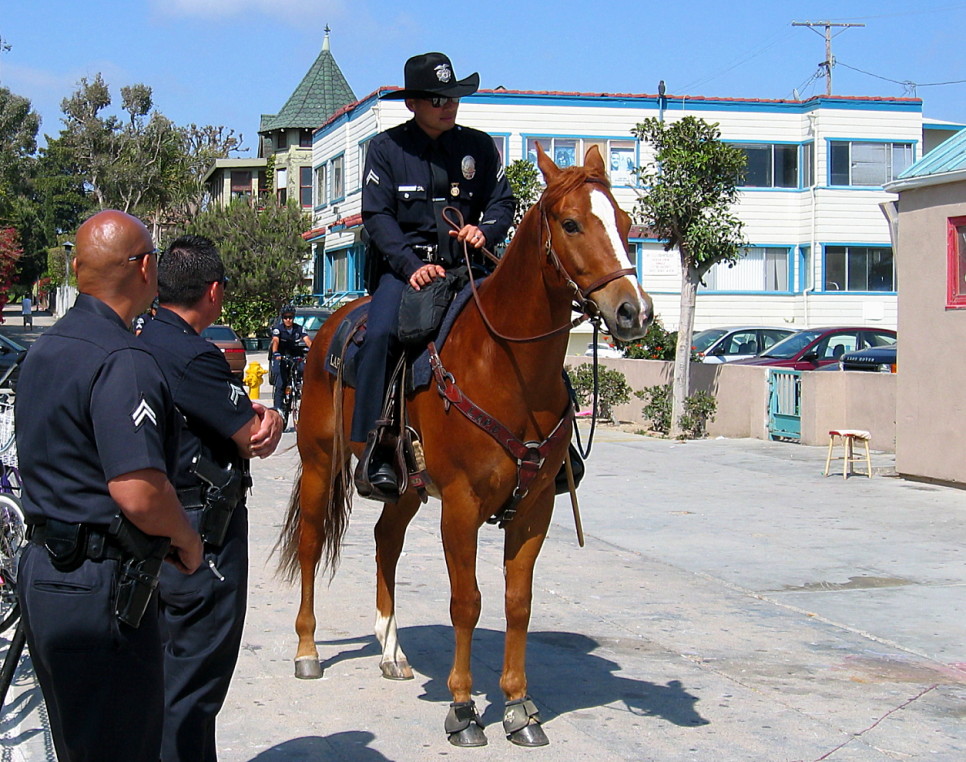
[0,314,962,759]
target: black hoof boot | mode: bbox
[503,696,549,747]
[445,700,487,747]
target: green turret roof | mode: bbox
[259,29,356,134]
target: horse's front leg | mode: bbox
[500,488,554,746]
[373,492,421,679]
[439,494,487,747]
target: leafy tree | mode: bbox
[0,87,39,221]
[632,116,746,438]
[186,201,310,336]
[0,228,23,318]
[505,159,541,238]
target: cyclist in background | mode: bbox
[270,306,312,427]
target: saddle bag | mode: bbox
[396,267,467,347]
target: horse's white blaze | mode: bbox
[374,613,406,663]
[589,189,634,270]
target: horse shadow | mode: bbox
[0,650,52,753]
[318,624,708,730]
[248,731,389,760]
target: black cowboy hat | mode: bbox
[380,52,480,100]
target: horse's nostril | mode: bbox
[616,302,638,328]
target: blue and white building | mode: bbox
[307,86,962,351]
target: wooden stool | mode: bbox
[824,429,872,478]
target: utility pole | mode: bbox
[792,20,864,96]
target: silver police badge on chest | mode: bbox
[461,155,476,180]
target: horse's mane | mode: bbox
[538,164,610,211]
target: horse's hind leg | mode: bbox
[293,459,341,679]
[373,492,420,680]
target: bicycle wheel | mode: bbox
[0,464,23,498]
[0,495,25,633]
[0,399,15,460]
[291,388,301,428]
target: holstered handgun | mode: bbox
[108,514,170,628]
[190,454,249,547]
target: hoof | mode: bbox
[503,696,548,747]
[294,656,323,680]
[448,724,488,748]
[507,723,549,747]
[380,659,414,680]
[445,700,487,747]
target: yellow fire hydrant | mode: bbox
[244,361,267,400]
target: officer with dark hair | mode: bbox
[15,210,203,762]
[270,305,312,428]
[139,234,283,762]
[354,51,515,494]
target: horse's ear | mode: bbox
[535,143,559,184]
[583,144,607,179]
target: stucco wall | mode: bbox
[894,180,966,484]
[567,357,897,451]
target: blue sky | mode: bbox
[3,0,965,154]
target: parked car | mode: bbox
[0,333,26,389]
[692,326,797,364]
[292,306,332,340]
[584,342,623,358]
[732,327,897,371]
[840,344,898,373]
[201,324,247,378]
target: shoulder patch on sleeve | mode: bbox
[131,396,158,430]
[228,381,245,408]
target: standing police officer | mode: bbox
[353,51,515,493]
[14,210,203,762]
[139,234,283,762]
[270,305,312,428]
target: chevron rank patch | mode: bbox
[228,381,245,407]
[131,396,157,430]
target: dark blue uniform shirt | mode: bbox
[271,321,308,357]
[14,293,179,526]
[361,119,515,281]
[139,308,254,484]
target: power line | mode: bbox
[835,60,966,97]
[792,21,865,96]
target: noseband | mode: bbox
[443,181,636,343]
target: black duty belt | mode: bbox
[177,486,205,510]
[412,244,438,263]
[28,522,125,562]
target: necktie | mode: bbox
[428,142,454,266]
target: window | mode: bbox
[315,165,327,207]
[829,141,913,186]
[802,143,814,187]
[526,137,637,185]
[491,135,506,165]
[230,171,252,200]
[299,166,312,208]
[702,247,790,291]
[330,155,345,201]
[299,130,312,148]
[276,131,288,151]
[947,216,966,307]
[357,139,371,187]
[736,143,799,188]
[276,168,287,204]
[824,246,894,291]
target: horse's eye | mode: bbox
[562,219,581,234]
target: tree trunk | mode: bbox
[670,265,699,439]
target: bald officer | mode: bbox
[15,210,203,762]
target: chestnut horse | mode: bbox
[276,144,653,747]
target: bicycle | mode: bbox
[277,354,304,429]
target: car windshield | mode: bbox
[201,326,238,341]
[692,329,727,353]
[760,330,823,359]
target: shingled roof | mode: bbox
[259,29,356,134]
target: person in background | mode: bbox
[21,294,32,328]
[14,210,202,762]
[270,305,312,428]
[139,234,283,761]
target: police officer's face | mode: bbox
[406,97,459,139]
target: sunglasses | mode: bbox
[282,314,295,320]
[127,248,158,262]
[427,96,459,108]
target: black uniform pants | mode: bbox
[351,271,406,444]
[158,502,249,762]
[18,542,165,762]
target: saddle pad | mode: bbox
[324,278,482,392]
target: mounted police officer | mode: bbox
[270,305,312,428]
[353,51,515,494]
[14,210,203,762]
[139,234,283,762]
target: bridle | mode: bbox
[442,181,636,344]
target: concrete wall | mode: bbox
[567,357,897,451]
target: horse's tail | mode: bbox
[274,363,354,584]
